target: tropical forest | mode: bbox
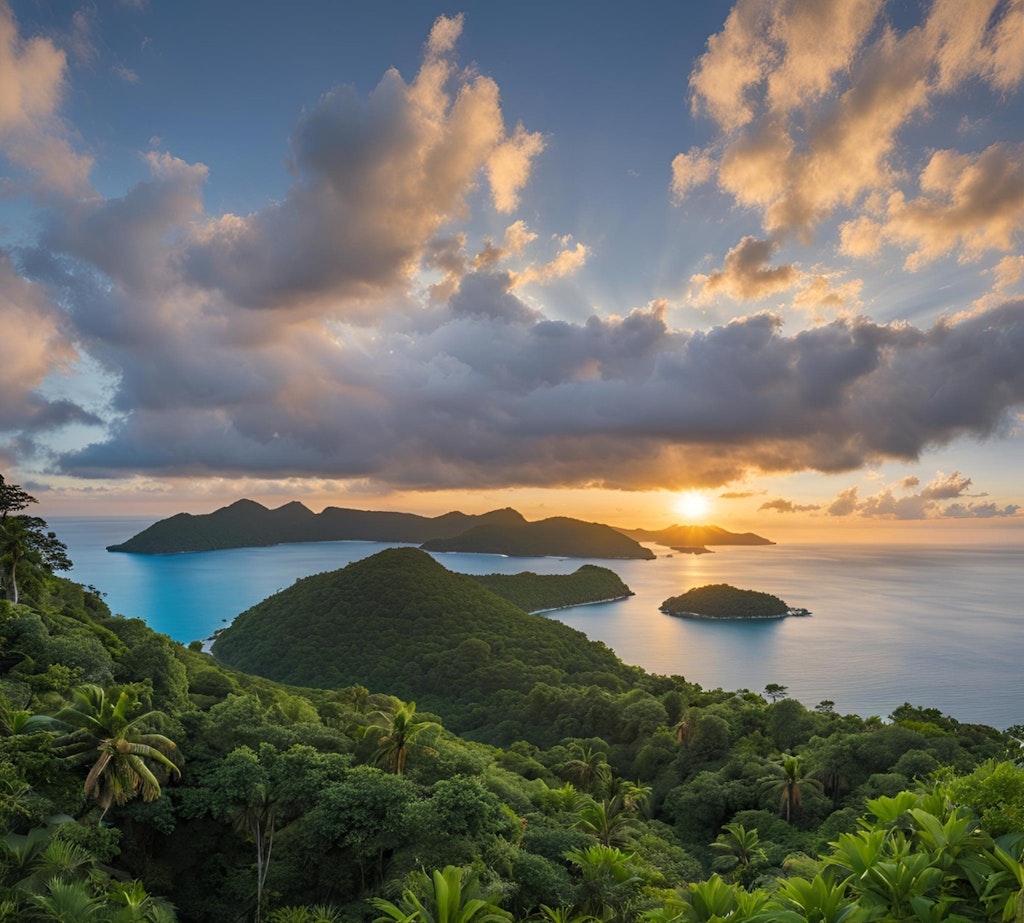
[2,474,1024,922]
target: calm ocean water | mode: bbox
[53,517,1024,730]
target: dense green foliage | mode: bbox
[212,549,638,741]
[3,484,1023,922]
[661,583,797,619]
[471,566,633,613]
[421,517,656,559]
[108,499,527,554]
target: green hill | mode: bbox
[421,516,656,559]
[212,548,636,729]
[106,500,527,553]
[471,565,632,612]
[661,583,799,619]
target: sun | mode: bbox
[673,491,711,522]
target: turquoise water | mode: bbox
[55,518,1024,729]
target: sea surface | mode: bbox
[53,517,1024,730]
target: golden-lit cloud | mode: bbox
[180,14,545,315]
[677,0,1024,268]
[691,236,799,302]
[0,2,93,194]
[824,469,1018,519]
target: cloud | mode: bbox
[37,283,1024,492]
[692,236,799,302]
[0,3,93,194]
[759,498,820,513]
[826,468,1016,519]
[678,0,1024,263]
[0,256,97,433]
[511,239,588,288]
[180,14,544,315]
[827,487,859,516]
[919,470,971,500]
[670,146,716,202]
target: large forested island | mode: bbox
[661,583,808,619]
[3,475,1022,923]
[105,498,771,559]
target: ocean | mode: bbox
[53,517,1024,730]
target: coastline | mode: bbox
[530,593,633,615]
[660,606,811,620]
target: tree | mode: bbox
[563,845,642,923]
[0,475,71,605]
[361,701,441,775]
[43,684,181,818]
[762,755,822,823]
[369,865,511,923]
[763,683,788,703]
[560,744,611,795]
[709,822,766,877]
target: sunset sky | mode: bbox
[2,0,1023,539]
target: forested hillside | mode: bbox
[3,477,1024,922]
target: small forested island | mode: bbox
[470,564,633,612]
[661,583,810,619]
[421,516,656,559]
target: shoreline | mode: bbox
[661,607,811,620]
[530,593,633,614]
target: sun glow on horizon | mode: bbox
[672,490,711,523]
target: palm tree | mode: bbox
[709,822,767,876]
[44,684,181,817]
[232,780,278,923]
[362,701,441,775]
[560,744,611,795]
[369,865,512,923]
[574,800,637,847]
[762,755,822,823]
[563,845,642,923]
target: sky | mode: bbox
[1,0,1023,541]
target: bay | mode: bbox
[54,517,1024,730]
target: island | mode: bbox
[660,583,810,619]
[617,524,774,546]
[420,516,656,560]
[107,500,530,554]
[470,564,633,612]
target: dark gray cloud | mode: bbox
[48,268,1024,491]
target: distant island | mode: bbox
[470,564,633,612]
[421,516,655,559]
[107,499,775,560]
[107,499,528,554]
[661,583,809,620]
[620,524,774,547]
[106,500,684,559]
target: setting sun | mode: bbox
[673,491,711,522]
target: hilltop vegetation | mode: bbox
[421,516,656,559]
[3,479,1024,922]
[471,564,633,612]
[212,549,638,742]
[661,583,800,619]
